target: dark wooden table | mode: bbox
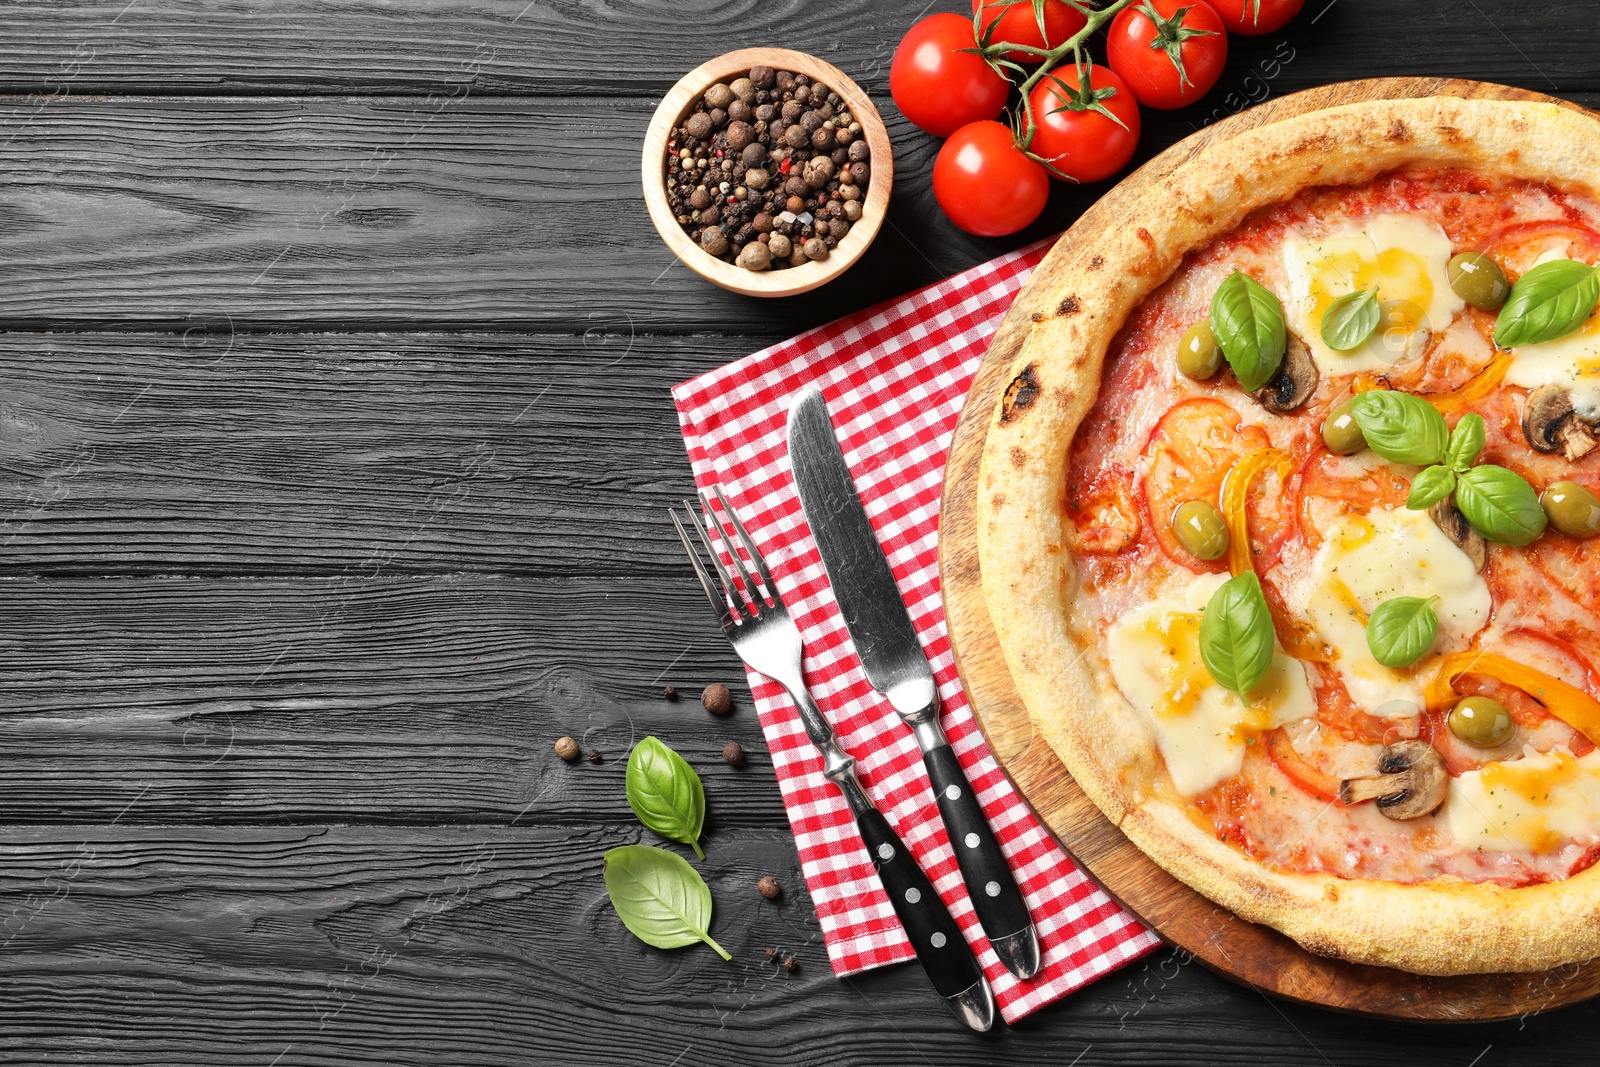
[0,2,1595,1063]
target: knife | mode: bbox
[786,387,1041,980]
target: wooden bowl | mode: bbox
[641,47,894,298]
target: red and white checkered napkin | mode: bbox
[673,239,1162,1022]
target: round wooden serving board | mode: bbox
[940,78,1600,1022]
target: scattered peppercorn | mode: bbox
[722,741,746,766]
[585,749,602,764]
[782,955,799,974]
[757,875,781,900]
[664,67,872,273]
[554,736,579,761]
[663,685,679,702]
[764,946,780,961]
[703,683,733,716]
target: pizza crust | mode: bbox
[977,96,1600,975]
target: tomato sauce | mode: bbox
[1067,167,1600,885]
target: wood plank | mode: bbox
[0,823,1593,1065]
[0,574,779,825]
[5,90,1598,333]
[0,0,1592,96]
[0,331,737,576]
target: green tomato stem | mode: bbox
[995,0,1142,170]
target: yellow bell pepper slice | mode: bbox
[1426,650,1600,746]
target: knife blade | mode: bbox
[786,386,1040,980]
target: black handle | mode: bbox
[854,804,984,999]
[924,743,1033,942]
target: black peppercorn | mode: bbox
[722,741,746,766]
[749,65,776,89]
[764,947,780,962]
[849,162,869,185]
[811,127,836,152]
[782,956,799,974]
[703,683,733,715]
[775,69,794,90]
[800,110,823,134]
[663,685,678,701]
[585,749,602,764]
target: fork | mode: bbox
[671,486,995,1033]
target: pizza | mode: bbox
[976,95,1600,975]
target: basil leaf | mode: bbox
[603,844,731,961]
[1365,595,1440,669]
[1445,413,1487,473]
[1405,465,1456,510]
[1454,464,1548,546]
[1199,572,1276,697]
[625,736,706,860]
[1350,390,1449,466]
[1320,285,1381,352]
[1493,259,1600,348]
[1210,272,1287,392]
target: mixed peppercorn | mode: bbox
[666,65,872,272]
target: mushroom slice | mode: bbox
[1523,385,1599,462]
[1251,333,1318,415]
[1428,498,1487,572]
[1338,740,1448,820]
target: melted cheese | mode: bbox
[1447,748,1600,854]
[1108,572,1314,796]
[1293,506,1490,714]
[1504,252,1600,419]
[1282,213,1465,375]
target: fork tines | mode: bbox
[670,486,776,624]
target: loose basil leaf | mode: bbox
[1454,464,1548,546]
[1199,571,1276,697]
[1365,595,1440,669]
[1210,272,1287,392]
[625,736,707,860]
[1493,259,1600,348]
[1350,390,1450,466]
[603,844,732,961]
[1444,413,1487,473]
[1320,285,1381,352]
[1405,465,1456,511]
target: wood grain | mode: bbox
[0,573,785,825]
[940,78,1600,1021]
[0,0,1594,96]
[0,331,738,576]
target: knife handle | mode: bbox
[923,744,1035,960]
[853,804,985,1001]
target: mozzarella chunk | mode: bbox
[1108,572,1314,796]
[1292,506,1490,714]
[1282,213,1465,375]
[1447,748,1600,854]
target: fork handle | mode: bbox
[852,804,988,1005]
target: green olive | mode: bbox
[1540,480,1600,538]
[1449,696,1515,748]
[1176,322,1223,380]
[1321,398,1367,456]
[1447,252,1511,312]
[1171,500,1229,561]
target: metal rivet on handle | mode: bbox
[985,881,1001,897]
[905,887,920,904]
[945,785,960,800]
[930,932,946,948]
[964,832,980,848]
[878,843,893,861]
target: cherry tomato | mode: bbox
[1208,0,1304,35]
[932,120,1050,237]
[972,0,1089,63]
[1108,0,1229,110]
[890,13,1009,137]
[1026,63,1141,183]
